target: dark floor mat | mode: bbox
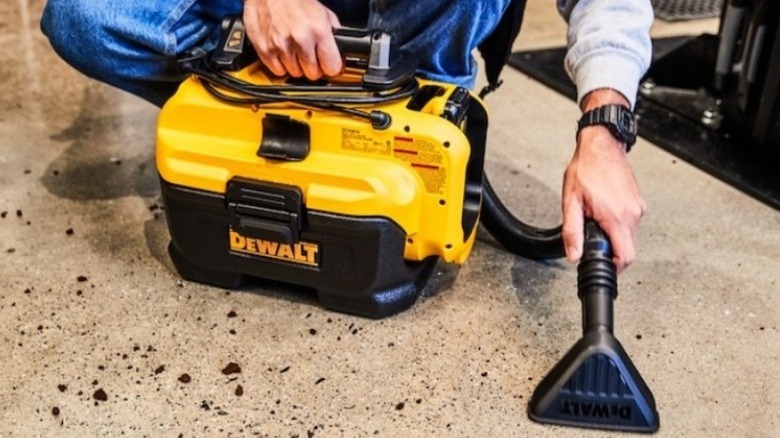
[506,36,780,211]
[652,0,723,21]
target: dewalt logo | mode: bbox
[560,400,632,420]
[229,229,320,267]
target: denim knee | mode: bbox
[369,0,512,87]
[40,0,103,77]
[39,0,72,49]
[40,0,205,105]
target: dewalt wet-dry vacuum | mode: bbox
[157,20,490,318]
[156,16,659,432]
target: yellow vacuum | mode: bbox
[157,17,488,318]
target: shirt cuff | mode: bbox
[567,50,645,110]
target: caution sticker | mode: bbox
[392,136,446,194]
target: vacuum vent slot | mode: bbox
[258,114,311,161]
[406,85,445,111]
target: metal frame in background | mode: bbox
[506,20,780,210]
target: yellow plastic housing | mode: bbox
[156,65,481,264]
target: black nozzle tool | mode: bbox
[528,220,660,433]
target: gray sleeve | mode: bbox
[556,0,654,108]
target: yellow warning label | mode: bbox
[413,164,446,194]
[392,136,446,194]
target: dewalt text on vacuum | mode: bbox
[155,12,660,433]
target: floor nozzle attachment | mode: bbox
[528,220,660,433]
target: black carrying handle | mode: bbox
[209,16,417,90]
[332,27,418,89]
[333,28,381,70]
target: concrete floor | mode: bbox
[2,1,779,437]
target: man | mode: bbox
[41,0,652,272]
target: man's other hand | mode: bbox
[562,89,647,273]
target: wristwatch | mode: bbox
[577,104,637,152]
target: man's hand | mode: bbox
[562,89,647,273]
[242,0,343,80]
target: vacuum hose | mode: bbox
[480,175,566,260]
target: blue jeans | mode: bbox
[41,0,510,107]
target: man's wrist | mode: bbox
[577,89,636,152]
[577,104,637,151]
[580,88,631,112]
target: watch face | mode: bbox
[618,110,636,134]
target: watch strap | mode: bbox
[577,104,637,152]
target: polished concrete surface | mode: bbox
[1,1,778,437]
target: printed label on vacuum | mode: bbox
[392,136,446,194]
[229,229,320,267]
[341,127,391,155]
